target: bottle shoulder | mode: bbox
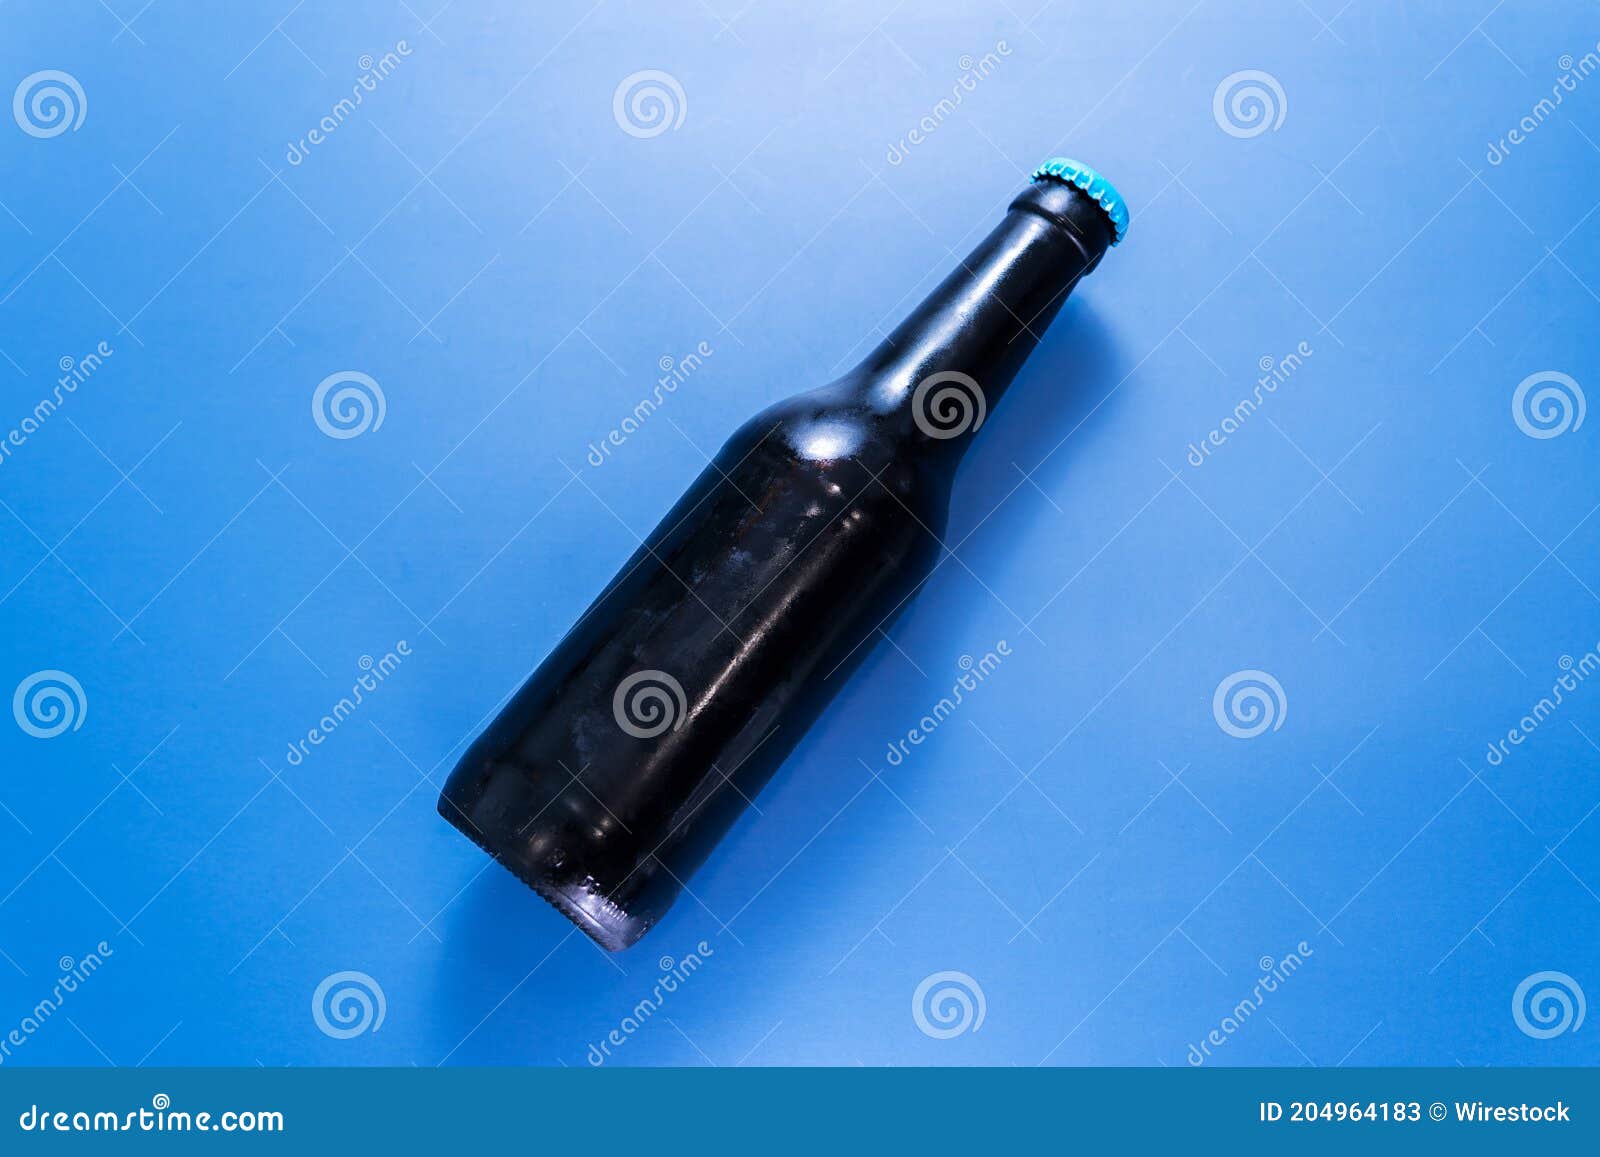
[721,382,948,507]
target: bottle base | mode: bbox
[436,794,651,953]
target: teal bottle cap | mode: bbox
[1031,157,1129,245]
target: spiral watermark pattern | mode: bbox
[311,970,386,1039]
[912,970,986,1039]
[312,371,386,439]
[1512,370,1584,439]
[1512,970,1585,1039]
[612,70,686,139]
[13,670,86,739]
[1212,70,1287,138]
[13,70,87,138]
[613,669,688,738]
[1212,669,1287,739]
[911,371,985,439]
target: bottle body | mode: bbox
[439,165,1124,949]
[442,389,946,948]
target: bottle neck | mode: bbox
[851,180,1112,462]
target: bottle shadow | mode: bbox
[688,298,1129,954]
[946,298,1126,545]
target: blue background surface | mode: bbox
[1,0,1598,1068]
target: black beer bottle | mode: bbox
[439,159,1129,950]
